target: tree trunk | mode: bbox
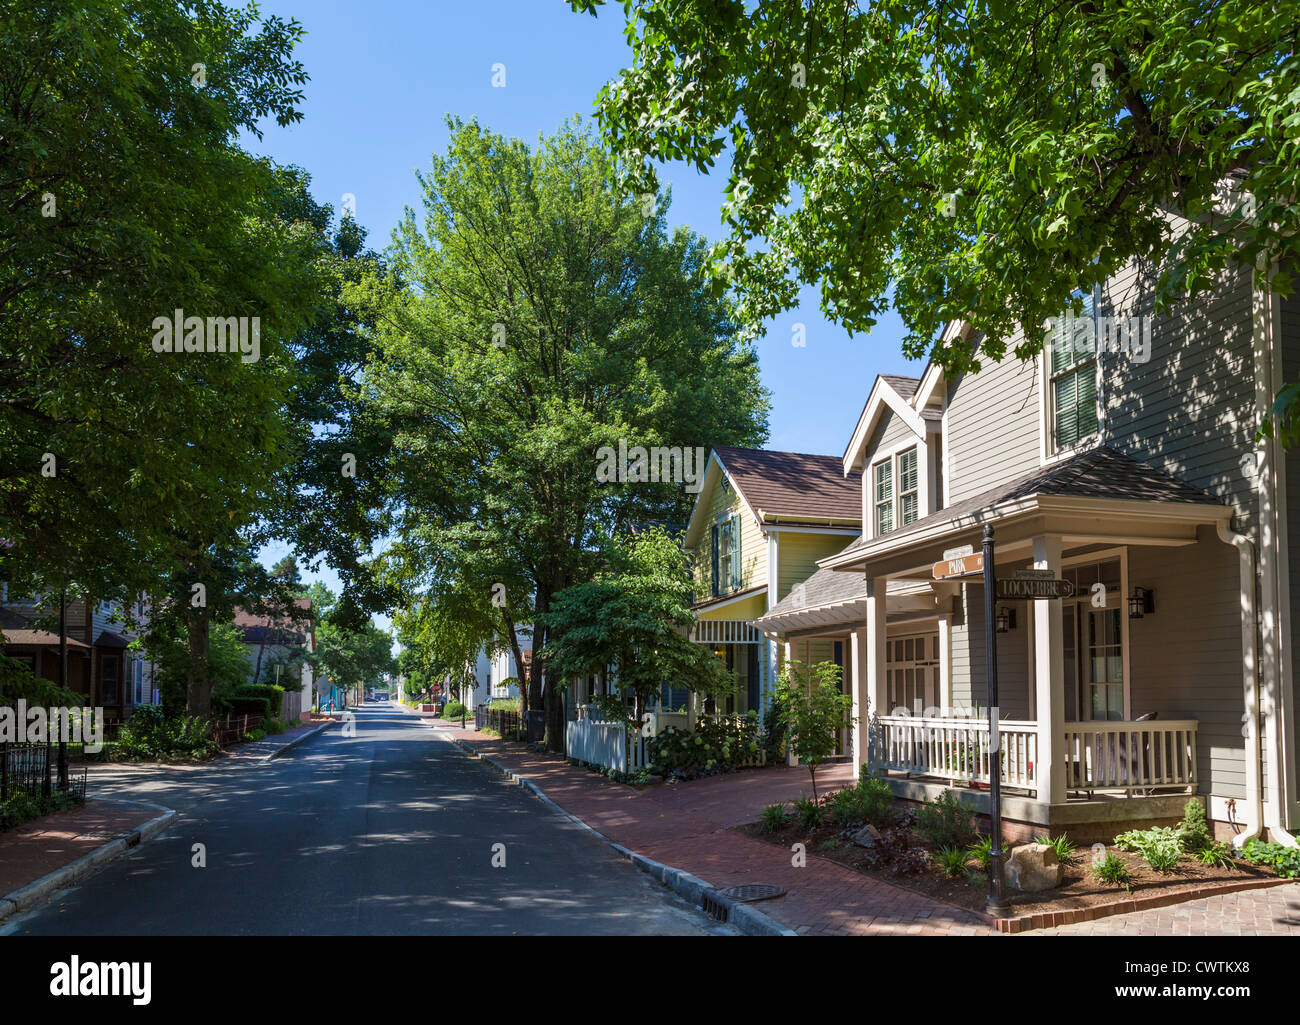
[186,609,211,719]
[251,616,270,686]
[501,610,527,715]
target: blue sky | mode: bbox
[249,0,921,623]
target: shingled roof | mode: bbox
[830,444,1224,562]
[712,445,861,523]
[880,374,921,400]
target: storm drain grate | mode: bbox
[716,884,786,903]
[700,889,730,921]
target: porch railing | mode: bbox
[876,715,1038,790]
[1064,720,1198,793]
[875,715,1199,794]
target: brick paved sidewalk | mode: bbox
[1032,885,1300,935]
[429,719,992,936]
[0,800,160,896]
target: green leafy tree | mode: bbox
[354,117,768,749]
[572,0,1300,428]
[772,659,856,801]
[1,1,317,603]
[541,526,733,731]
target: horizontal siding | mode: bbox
[1101,259,1258,537]
[1128,531,1246,798]
[776,532,858,602]
[688,469,766,597]
[945,353,1041,503]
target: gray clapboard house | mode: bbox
[756,247,1299,845]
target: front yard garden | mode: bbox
[739,782,1296,922]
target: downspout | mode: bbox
[1251,255,1299,846]
[1218,516,1264,848]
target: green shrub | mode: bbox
[759,802,788,834]
[937,845,969,877]
[1115,826,1184,871]
[968,835,994,871]
[1177,798,1214,852]
[118,707,218,760]
[0,789,84,832]
[1033,833,1077,862]
[264,717,287,737]
[761,698,787,762]
[1193,842,1237,869]
[1091,850,1133,891]
[647,714,763,778]
[915,791,978,849]
[827,773,895,827]
[1240,838,1300,878]
[443,700,466,719]
[793,796,822,830]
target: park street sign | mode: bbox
[996,571,1075,599]
[933,551,983,579]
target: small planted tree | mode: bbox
[772,660,856,802]
[541,526,733,734]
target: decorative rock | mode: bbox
[851,824,883,848]
[1005,842,1063,892]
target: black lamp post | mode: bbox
[982,524,1010,916]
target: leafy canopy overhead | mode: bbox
[572,0,1299,378]
[0,0,315,598]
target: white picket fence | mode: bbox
[565,717,650,773]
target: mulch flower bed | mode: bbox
[736,817,1282,920]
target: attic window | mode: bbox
[721,475,730,492]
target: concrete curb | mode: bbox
[262,721,331,763]
[433,730,795,936]
[0,800,177,921]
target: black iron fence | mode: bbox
[1,742,88,801]
[475,706,522,739]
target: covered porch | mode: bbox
[767,447,1241,833]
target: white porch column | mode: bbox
[1033,535,1066,804]
[938,610,954,713]
[865,575,889,721]
[849,625,870,777]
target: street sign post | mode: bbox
[995,576,1075,600]
[982,524,1009,916]
[933,551,984,580]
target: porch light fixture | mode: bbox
[1128,587,1155,619]
[995,607,1016,634]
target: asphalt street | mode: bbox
[5,703,731,935]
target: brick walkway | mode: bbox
[426,717,992,935]
[0,800,159,896]
[1032,885,1300,935]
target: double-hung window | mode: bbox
[1049,290,1099,452]
[873,460,893,536]
[873,445,920,537]
[710,514,743,595]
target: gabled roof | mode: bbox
[684,445,862,546]
[711,446,862,523]
[841,373,926,475]
[823,445,1227,568]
